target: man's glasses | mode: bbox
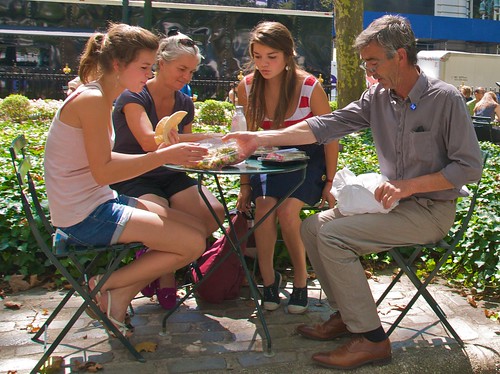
[359,60,378,74]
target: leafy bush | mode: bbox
[195,99,233,130]
[0,94,31,123]
[441,142,500,291]
[28,99,63,121]
[1,116,52,276]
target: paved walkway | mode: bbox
[1,270,499,374]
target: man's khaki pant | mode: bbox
[300,197,456,333]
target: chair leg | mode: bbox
[31,302,91,374]
[32,288,75,343]
[377,247,422,306]
[385,247,464,347]
[32,253,103,343]
[376,269,404,307]
[31,248,146,373]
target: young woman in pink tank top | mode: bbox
[44,23,210,337]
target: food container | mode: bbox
[190,138,245,170]
[258,148,309,164]
[250,146,280,159]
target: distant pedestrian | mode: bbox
[467,86,485,116]
[460,85,473,102]
[474,90,500,121]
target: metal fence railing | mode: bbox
[0,72,334,102]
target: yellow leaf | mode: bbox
[40,356,63,373]
[26,323,41,334]
[134,341,158,353]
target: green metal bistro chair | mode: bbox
[376,152,488,347]
[9,135,145,374]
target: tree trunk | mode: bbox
[333,0,365,108]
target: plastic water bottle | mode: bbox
[231,105,247,132]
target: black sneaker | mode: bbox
[288,286,308,314]
[262,271,282,311]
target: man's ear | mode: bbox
[396,48,407,64]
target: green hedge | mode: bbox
[1,96,498,292]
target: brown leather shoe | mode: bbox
[312,335,392,369]
[296,312,349,341]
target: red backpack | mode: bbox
[190,211,251,304]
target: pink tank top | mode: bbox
[44,83,117,227]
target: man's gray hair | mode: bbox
[354,15,417,65]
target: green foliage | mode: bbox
[0,94,31,123]
[1,99,499,294]
[28,99,63,121]
[1,115,52,276]
[337,129,380,174]
[195,99,234,130]
[329,101,338,112]
[439,142,500,291]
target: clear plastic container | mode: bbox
[259,148,309,163]
[190,138,244,170]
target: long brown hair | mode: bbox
[78,23,159,84]
[246,21,298,130]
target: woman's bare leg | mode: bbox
[253,196,279,286]
[276,198,307,288]
[169,185,224,236]
[94,198,206,322]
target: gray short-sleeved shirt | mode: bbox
[306,71,483,201]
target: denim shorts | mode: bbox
[53,195,138,253]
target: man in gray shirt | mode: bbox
[225,15,482,370]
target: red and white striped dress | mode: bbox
[243,74,327,205]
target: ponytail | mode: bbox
[77,23,159,85]
[78,32,105,84]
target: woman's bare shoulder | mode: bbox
[296,69,315,80]
[60,86,108,125]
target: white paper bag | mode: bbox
[330,168,399,216]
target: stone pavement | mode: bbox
[1,270,499,374]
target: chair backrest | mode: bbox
[471,116,493,142]
[9,135,54,253]
[447,151,488,248]
[471,115,491,124]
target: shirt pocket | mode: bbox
[409,130,434,163]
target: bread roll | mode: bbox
[154,110,188,145]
